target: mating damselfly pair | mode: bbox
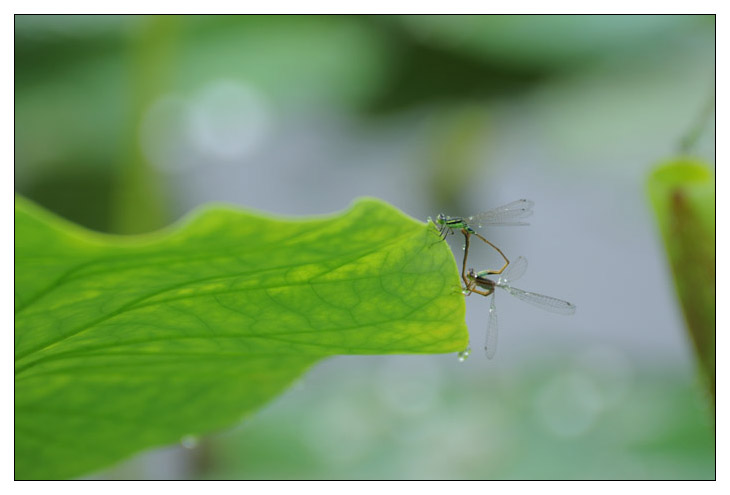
[433,200,575,359]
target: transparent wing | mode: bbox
[498,256,528,285]
[503,286,577,315]
[484,293,499,359]
[467,199,534,228]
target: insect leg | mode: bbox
[470,286,494,297]
[473,232,510,275]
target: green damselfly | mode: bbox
[434,199,534,276]
[434,199,534,238]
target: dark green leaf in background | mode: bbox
[14,195,467,479]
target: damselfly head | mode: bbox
[436,213,446,225]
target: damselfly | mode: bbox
[434,199,534,238]
[463,251,576,359]
[434,199,534,276]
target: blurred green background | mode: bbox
[15,14,715,479]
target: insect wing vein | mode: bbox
[499,256,528,285]
[467,200,534,228]
[504,286,576,315]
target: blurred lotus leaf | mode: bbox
[647,158,715,410]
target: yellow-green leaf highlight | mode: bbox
[15,195,467,479]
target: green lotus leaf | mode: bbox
[15,195,467,479]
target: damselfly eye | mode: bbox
[437,213,446,222]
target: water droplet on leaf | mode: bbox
[457,346,471,362]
